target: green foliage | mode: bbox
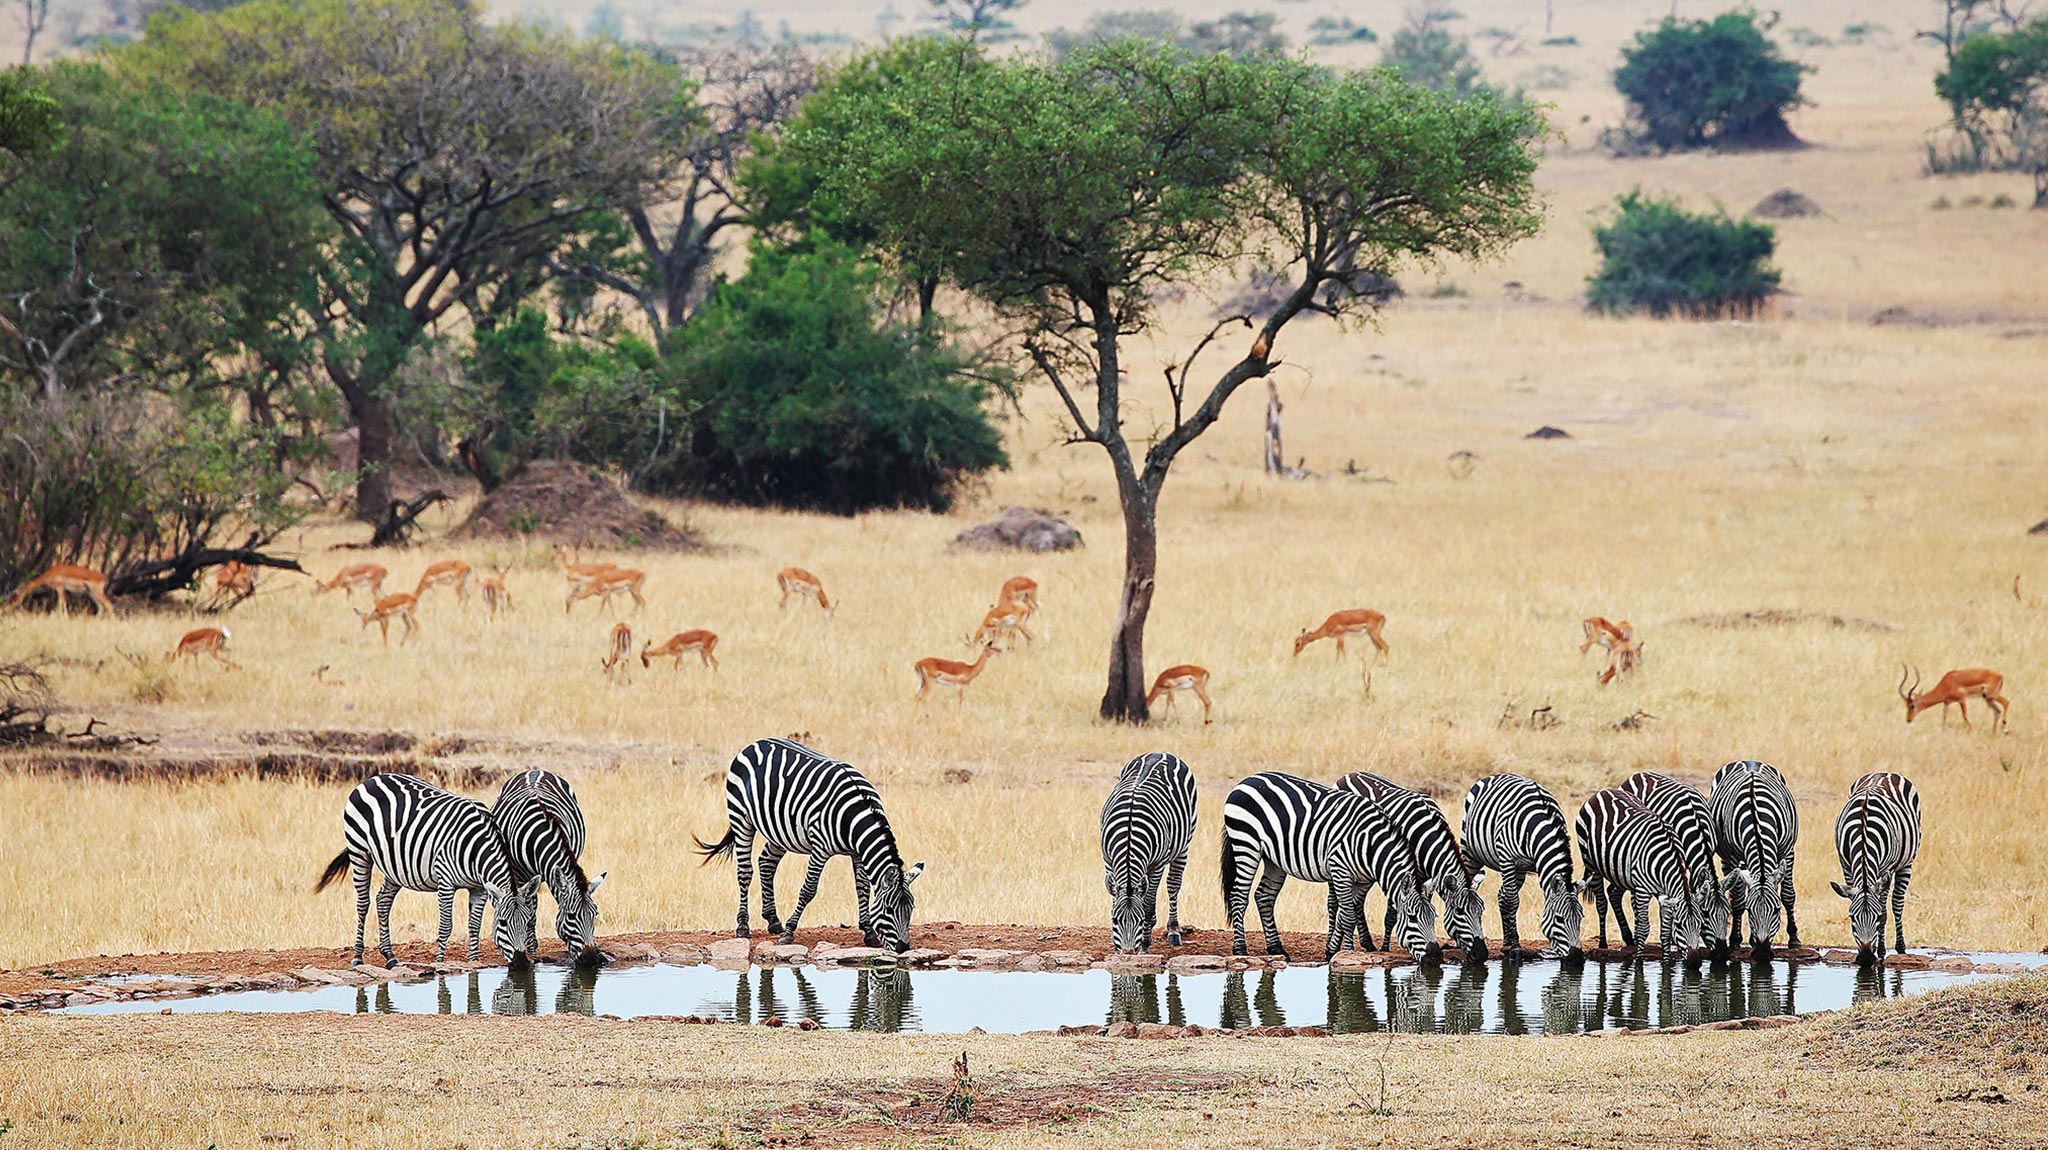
[1309,17,1377,46]
[669,240,1008,514]
[1931,19,2048,203]
[1586,190,1781,319]
[1044,9,1284,60]
[0,69,60,169]
[1381,6,1485,95]
[1613,11,1808,151]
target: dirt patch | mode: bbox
[1751,187,1824,218]
[1678,608,1895,632]
[1794,970,2048,1079]
[0,749,517,788]
[451,460,697,550]
[949,507,1083,553]
[242,729,417,755]
[759,1067,1243,1145]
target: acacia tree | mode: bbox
[786,39,1542,720]
[126,0,695,524]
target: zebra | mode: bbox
[1708,758,1801,959]
[491,769,607,966]
[1220,771,1442,962]
[1573,786,1706,960]
[1458,773,1585,960]
[693,737,926,953]
[1831,772,1921,965]
[1100,751,1198,953]
[314,773,534,969]
[1335,771,1485,956]
[1617,771,1730,954]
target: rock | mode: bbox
[759,1015,784,1028]
[1015,955,1048,971]
[1133,1022,1183,1039]
[815,946,895,966]
[1328,949,1394,970]
[1525,425,1571,440]
[1043,950,1094,967]
[1237,1026,1298,1038]
[1885,953,1933,970]
[63,992,99,1007]
[1976,962,2029,975]
[2029,518,2048,536]
[898,949,950,966]
[1658,1025,1695,1036]
[292,968,360,986]
[949,507,1083,553]
[956,948,1026,967]
[1183,1024,1206,1037]
[933,958,974,969]
[660,945,709,965]
[1058,1024,1107,1037]
[1101,954,1167,973]
[607,943,662,962]
[1105,1021,1138,1038]
[1820,949,1859,965]
[708,937,752,963]
[1754,1015,1802,1029]
[1700,1020,1746,1032]
[1589,1027,1628,1038]
[1164,954,1227,973]
[1751,187,1823,219]
[1782,947,1822,963]
[754,943,808,963]
[1931,957,1974,973]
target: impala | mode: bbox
[565,566,645,615]
[998,576,1039,615]
[777,567,833,617]
[602,623,634,679]
[971,601,1034,650]
[1899,665,2009,731]
[1292,609,1389,660]
[1146,664,1214,724]
[7,563,115,616]
[212,561,255,600]
[1598,637,1643,686]
[312,563,387,602]
[1580,617,1633,655]
[552,543,617,588]
[355,592,419,645]
[643,629,719,671]
[167,627,236,668]
[480,567,512,620]
[914,643,999,703]
[414,559,472,603]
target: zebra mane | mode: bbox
[488,818,531,888]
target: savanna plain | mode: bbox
[4,0,2048,1145]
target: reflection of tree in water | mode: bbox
[1107,974,1186,1026]
[1539,961,1589,1034]
[1853,964,1903,1006]
[1218,970,1288,1030]
[492,968,541,1016]
[847,968,915,1033]
[1325,971,1382,1034]
[555,964,600,1016]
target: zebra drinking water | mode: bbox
[314,774,533,968]
[1335,771,1485,956]
[694,738,926,952]
[491,769,607,966]
[1458,773,1585,960]
[1708,759,1801,959]
[1831,772,1921,965]
[1617,771,1730,955]
[1099,751,1198,953]
[1221,771,1442,962]
[1574,786,1707,960]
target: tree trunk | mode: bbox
[1100,469,1157,723]
[351,391,395,523]
[1263,379,1284,475]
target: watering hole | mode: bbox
[58,953,2044,1034]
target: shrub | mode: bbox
[1586,190,1781,318]
[669,240,1008,514]
[1931,19,2048,205]
[1613,11,1809,151]
[1309,16,1376,46]
[1382,5,1485,95]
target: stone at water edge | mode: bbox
[707,937,751,962]
[1884,953,1933,970]
[897,948,950,966]
[1134,1023,1184,1039]
[753,943,809,963]
[1930,957,1974,973]
[1164,954,1227,973]
[1820,949,1859,965]
[1042,950,1093,967]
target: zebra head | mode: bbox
[1696,874,1732,952]
[1544,876,1595,960]
[1440,871,1487,955]
[1725,866,1785,954]
[1829,878,1885,964]
[492,880,536,970]
[1662,893,1707,960]
[554,869,609,966]
[1392,877,1442,963]
[1109,881,1152,954]
[870,861,926,953]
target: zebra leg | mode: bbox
[758,845,788,937]
[1327,871,1356,960]
[350,856,373,967]
[1255,866,1289,959]
[1164,851,1188,947]
[1225,845,1260,957]
[467,888,486,963]
[1610,882,1634,951]
[435,887,456,964]
[1145,860,1167,950]
[1496,868,1525,955]
[781,854,831,944]
[855,868,877,948]
[1726,874,1745,948]
[732,825,756,938]
[375,879,402,967]
[1891,866,1913,954]
[1630,890,1652,957]
[1781,852,1802,948]
[1589,875,1611,949]
[1383,883,1402,953]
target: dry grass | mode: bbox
[3,0,2047,970]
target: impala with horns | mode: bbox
[1293,609,1389,660]
[1898,665,2009,731]
[7,563,115,616]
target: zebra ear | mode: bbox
[588,871,607,895]
[1828,880,1850,900]
[903,861,926,886]
[1466,871,1486,894]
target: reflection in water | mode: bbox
[1854,964,1905,1005]
[1108,973,1186,1026]
[1218,970,1291,1030]
[848,968,915,1032]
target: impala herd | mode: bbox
[0,553,2020,731]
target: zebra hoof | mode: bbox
[779,932,797,946]
[1231,944,1248,957]
[763,922,784,938]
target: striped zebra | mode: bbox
[1335,771,1485,955]
[1574,786,1706,959]
[1831,772,1921,964]
[1708,759,1802,959]
[314,774,534,968]
[1100,752,1198,953]
[1220,771,1442,962]
[1617,771,1730,954]
[693,738,926,952]
[1458,773,1585,960]
[491,769,607,966]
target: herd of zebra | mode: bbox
[316,737,1923,973]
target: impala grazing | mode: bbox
[480,567,512,620]
[602,623,634,679]
[643,629,719,671]
[167,626,236,668]
[1146,664,1214,724]
[971,602,1034,650]
[914,643,998,703]
[312,563,387,602]
[998,576,1039,615]
[777,567,833,617]
[1580,617,1632,655]
[355,593,419,645]
[1293,609,1389,660]
[1598,636,1643,686]
[7,563,115,616]
[566,566,646,615]
[1899,665,2009,731]
[211,561,255,602]
[414,559,472,604]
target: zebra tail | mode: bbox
[1219,827,1241,906]
[692,826,737,865]
[313,849,353,893]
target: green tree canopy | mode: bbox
[1934,18,2048,205]
[1614,11,1808,151]
[779,37,1543,719]
[1585,190,1780,318]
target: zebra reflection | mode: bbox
[1853,964,1904,1005]
[1325,970,1382,1034]
[847,967,915,1032]
[554,964,600,1015]
[1540,960,1590,1034]
[355,981,398,1015]
[433,973,484,1015]
[1107,974,1185,1026]
[1219,970,1288,1030]
[492,967,541,1016]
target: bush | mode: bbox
[1931,19,2048,205]
[669,240,1008,514]
[1613,11,1808,151]
[1382,5,1485,95]
[1586,190,1781,318]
